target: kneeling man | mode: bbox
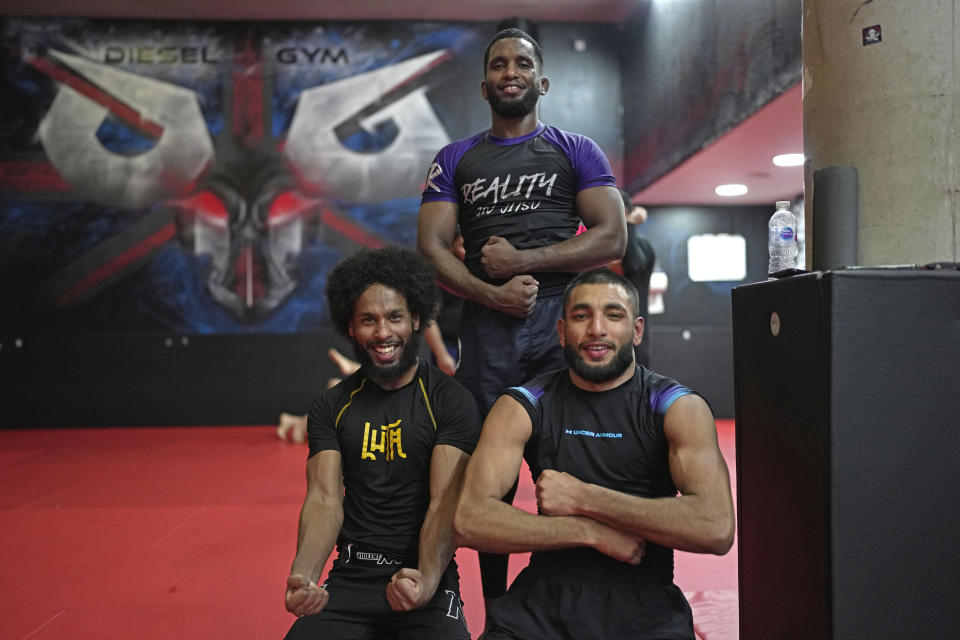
[284,247,480,640]
[454,267,735,639]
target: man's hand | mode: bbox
[494,275,539,317]
[385,567,434,612]
[589,520,647,565]
[285,574,328,617]
[536,470,646,565]
[535,470,586,517]
[481,236,524,280]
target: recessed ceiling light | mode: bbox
[773,153,804,167]
[715,183,748,197]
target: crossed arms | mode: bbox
[284,444,470,616]
[453,392,735,561]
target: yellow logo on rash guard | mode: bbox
[361,419,406,461]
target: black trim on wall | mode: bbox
[0,332,352,427]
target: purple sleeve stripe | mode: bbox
[420,132,486,204]
[509,384,545,406]
[540,126,615,192]
[650,385,692,415]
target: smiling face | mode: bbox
[348,283,421,388]
[558,282,643,390]
[481,37,548,119]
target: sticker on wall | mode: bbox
[862,25,882,46]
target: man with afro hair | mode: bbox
[284,246,480,640]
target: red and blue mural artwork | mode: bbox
[0,19,486,333]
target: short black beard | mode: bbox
[352,330,422,385]
[564,339,635,384]
[486,81,540,119]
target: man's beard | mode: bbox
[352,330,422,383]
[486,81,540,119]
[564,339,635,384]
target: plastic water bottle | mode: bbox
[768,200,798,274]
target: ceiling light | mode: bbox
[772,153,804,167]
[715,184,748,197]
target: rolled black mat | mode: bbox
[812,165,858,270]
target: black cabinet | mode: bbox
[732,269,960,639]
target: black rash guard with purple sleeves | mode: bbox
[482,365,704,639]
[421,123,616,290]
[505,364,698,577]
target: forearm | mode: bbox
[290,499,344,582]
[455,493,599,554]
[414,490,459,595]
[575,484,733,554]
[420,240,499,307]
[513,223,626,274]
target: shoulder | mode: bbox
[419,360,463,392]
[540,125,614,185]
[504,367,568,409]
[435,131,487,164]
[327,368,368,397]
[640,368,706,417]
[314,371,369,421]
[419,362,479,411]
[540,125,602,154]
[417,363,481,450]
[306,373,371,456]
[422,131,487,201]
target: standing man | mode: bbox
[619,188,656,368]
[417,27,626,602]
[454,268,735,639]
[283,247,480,640]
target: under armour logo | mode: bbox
[425,162,442,192]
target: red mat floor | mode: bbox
[0,421,737,640]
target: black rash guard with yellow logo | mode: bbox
[307,360,480,563]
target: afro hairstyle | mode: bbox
[325,246,440,338]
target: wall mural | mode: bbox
[0,19,486,333]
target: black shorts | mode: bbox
[284,546,470,640]
[480,559,694,640]
[457,292,566,416]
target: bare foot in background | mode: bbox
[328,347,360,377]
[277,412,307,444]
[277,349,360,443]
